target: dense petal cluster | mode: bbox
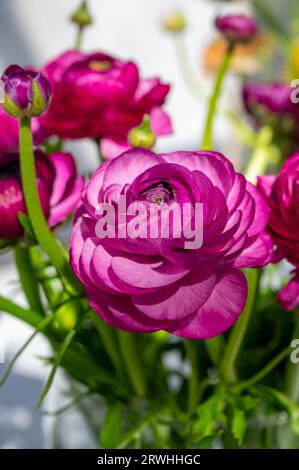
[258,153,299,310]
[39,50,172,153]
[70,149,272,339]
[0,151,84,239]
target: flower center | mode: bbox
[140,181,175,205]
[89,60,113,72]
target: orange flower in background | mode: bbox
[203,33,274,75]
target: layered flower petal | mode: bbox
[70,149,271,338]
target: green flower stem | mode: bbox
[88,310,123,373]
[0,295,43,328]
[204,336,225,366]
[231,347,290,394]
[0,313,56,387]
[286,318,299,403]
[245,126,277,183]
[30,247,65,308]
[14,244,44,314]
[201,43,234,150]
[19,116,82,295]
[0,296,122,396]
[75,26,84,50]
[185,340,200,413]
[219,269,259,383]
[117,332,147,397]
[36,309,87,410]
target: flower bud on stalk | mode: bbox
[215,14,257,44]
[1,63,82,293]
[71,1,93,50]
[128,115,156,149]
[55,299,82,331]
[163,11,186,34]
[201,14,257,149]
[1,65,51,118]
[71,0,93,27]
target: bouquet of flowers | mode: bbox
[1,0,299,449]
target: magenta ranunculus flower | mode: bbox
[39,50,172,152]
[0,150,84,239]
[243,82,296,116]
[243,82,299,153]
[1,65,51,118]
[258,153,299,311]
[70,149,272,339]
[215,14,257,43]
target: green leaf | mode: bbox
[251,0,289,43]
[241,395,259,412]
[250,385,299,436]
[0,238,16,250]
[196,431,223,449]
[0,313,55,387]
[193,386,226,438]
[232,407,247,445]
[100,403,123,448]
[36,311,86,410]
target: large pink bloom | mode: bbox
[258,153,299,311]
[0,150,84,239]
[70,149,272,339]
[39,50,172,152]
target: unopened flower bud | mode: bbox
[71,1,93,27]
[1,65,51,118]
[215,15,257,43]
[163,11,186,34]
[55,299,81,330]
[128,115,156,149]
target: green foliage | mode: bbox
[100,404,123,448]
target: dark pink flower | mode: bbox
[215,15,257,43]
[243,82,299,153]
[0,150,84,239]
[39,51,172,147]
[243,82,296,116]
[70,149,272,339]
[258,153,299,311]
